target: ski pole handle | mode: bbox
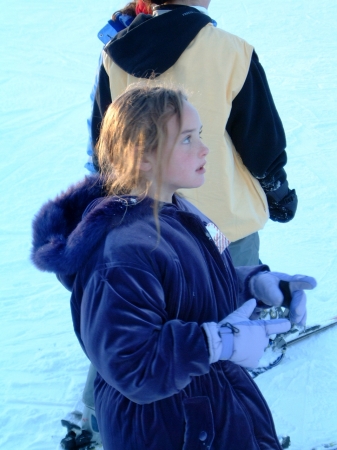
[278,280,292,309]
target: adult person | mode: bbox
[91,0,298,267]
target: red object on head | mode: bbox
[135,0,152,14]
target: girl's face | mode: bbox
[146,100,209,202]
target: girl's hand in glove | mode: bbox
[202,299,291,368]
[249,272,317,326]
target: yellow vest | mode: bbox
[103,23,269,241]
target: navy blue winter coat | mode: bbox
[31,176,282,450]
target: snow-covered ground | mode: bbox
[1,0,337,448]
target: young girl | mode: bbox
[32,86,315,449]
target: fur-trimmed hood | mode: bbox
[31,176,152,276]
[31,176,107,275]
[31,175,187,278]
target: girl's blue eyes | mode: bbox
[182,132,202,144]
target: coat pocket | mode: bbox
[182,396,214,450]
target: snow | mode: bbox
[1,0,337,448]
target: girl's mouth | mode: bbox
[196,162,206,173]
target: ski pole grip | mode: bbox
[279,280,292,309]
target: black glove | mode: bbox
[266,180,298,223]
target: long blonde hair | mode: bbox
[96,85,186,201]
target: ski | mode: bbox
[249,315,337,378]
[271,316,337,350]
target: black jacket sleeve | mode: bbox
[226,50,287,191]
[226,51,298,222]
[91,63,112,172]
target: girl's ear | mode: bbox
[139,153,155,173]
[139,160,152,172]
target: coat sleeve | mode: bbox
[226,50,287,192]
[234,264,270,306]
[80,264,210,404]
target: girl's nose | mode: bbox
[201,143,210,156]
